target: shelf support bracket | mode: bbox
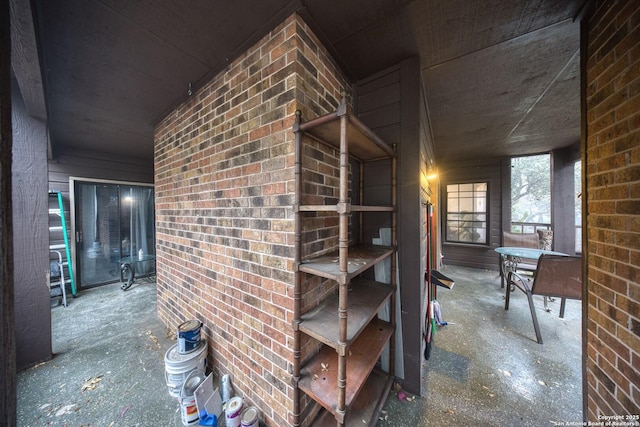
[336,202,350,214]
[335,406,346,424]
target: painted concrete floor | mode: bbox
[17,265,582,426]
[17,276,182,427]
[378,265,583,427]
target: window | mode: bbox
[446,182,488,244]
[511,154,550,228]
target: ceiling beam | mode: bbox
[9,0,50,157]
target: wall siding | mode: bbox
[440,157,504,270]
[356,66,399,252]
[1,4,15,419]
[154,14,348,426]
[552,144,581,255]
[585,0,640,419]
[48,149,153,198]
[12,80,51,370]
[355,58,426,395]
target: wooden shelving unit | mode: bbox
[292,94,397,426]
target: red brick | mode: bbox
[616,92,640,121]
[153,13,351,426]
[586,0,640,418]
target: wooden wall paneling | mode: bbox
[501,157,512,236]
[362,159,393,244]
[49,150,153,189]
[1,1,16,422]
[440,157,503,270]
[397,57,422,395]
[11,79,52,370]
[355,57,424,396]
[552,144,580,255]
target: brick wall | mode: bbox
[585,0,640,419]
[154,13,348,426]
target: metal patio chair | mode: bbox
[505,254,582,344]
[499,231,540,288]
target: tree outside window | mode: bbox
[511,154,551,228]
[446,182,488,244]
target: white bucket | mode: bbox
[225,396,243,427]
[180,369,206,426]
[240,406,259,427]
[165,340,208,398]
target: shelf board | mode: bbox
[299,113,394,161]
[299,205,337,212]
[312,369,393,427]
[351,205,394,212]
[300,278,393,350]
[299,245,393,281]
[298,319,393,417]
[298,204,394,212]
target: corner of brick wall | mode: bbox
[154,12,348,426]
[585,0,640,419]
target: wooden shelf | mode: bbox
[299,245,393,281]
[299,278,394,349]
[350,205,394,212]
[298,112,394,161]
[293,95,397,427]
[298,204,394,212]
[298,319,393,417]
[312,369,393,427]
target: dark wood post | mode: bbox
[1,0,17,424]
[397,56,421,395]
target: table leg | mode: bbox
[502,255,521,292]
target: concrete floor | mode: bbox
[379,265,583,427]
[17,266,582,426]
[17,277,182,427]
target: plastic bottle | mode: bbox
[222,374,233,403]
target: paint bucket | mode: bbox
[180,369,206,426]
[225,396,243,427]
[165,340,208,398]
[178,319,203,353]
[240,406,259,427]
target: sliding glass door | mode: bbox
[73,180,155,288]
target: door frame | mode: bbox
[69,177,154,290]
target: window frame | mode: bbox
[444,181,489,246]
